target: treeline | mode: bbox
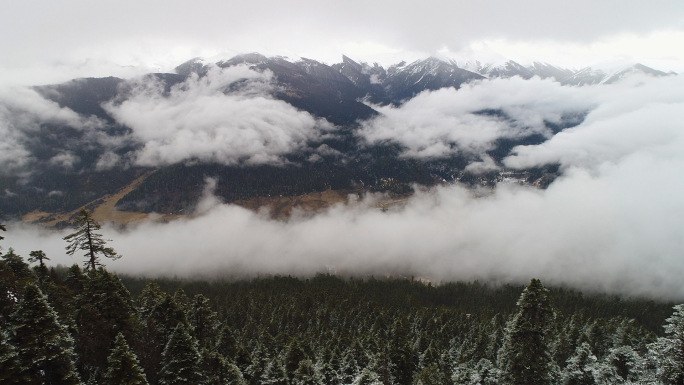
[1,255,684,384]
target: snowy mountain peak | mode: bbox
[563,60,673,85]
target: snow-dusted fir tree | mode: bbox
[215,323,239,361]
[498,278,556,385]
[189,294,219,348]
[598,345,644,383]
[10,284,80,385]
[199,347,248,385]
[293,359,324,385]
[104,333,149,385]
[651,304,684,385]
[561,342,598,385]
[353,367,383,385]
[0,328,27,384]
[413,364,444,385]
[159,322,201,385]
[63,209,120,270]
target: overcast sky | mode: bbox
[1,0,684,85]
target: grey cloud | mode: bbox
[1,0,682,74]
[0,87,102,175]
[105,65,327,167]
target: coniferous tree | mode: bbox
[285,340,308,381]
[104,333,149,385]
[137,282,165,320]
[199,348,244,385]
[28,250,50,283]
[141,294,189,385]
[190,294,219,348]
[293,359,323,385]
[472,358,499,385]
[412,364,443,385]
[173,289,192,315]
[260,359,288,385]
[65,264,86,294]
[10,284,80,385]
[651,304,684,385]
[561,342,598,385]
[1,247,33,283]
[602,345,643,383]
[73,268,140,382]
[498,279,556,385]
[216,323,239,361]
[353,367,383,385]
[63,209,120,270]
[0,327,28,384]
[159,322,201,385]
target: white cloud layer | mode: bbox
[505,75,684,169]
[359,77,595,159]
[105,65,325,166]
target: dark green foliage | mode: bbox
[27,249,49,268]
[65,264,86,293]
[0,328,28,384]
[10,284,80,385]
[28,250,50,282]
[2,268,680,385]
[199,348,240,385]
[412,364,443,385]
[285,340,308,380]
[63,208,120,270]
[1,247,33,282]
[215,323,238,360]
[159,322,201,385]
[139,290,189,385]
[498,278,556,385]
[104,333,149,385]
[73,268,140,382]
[0,249,35,325]
[190,294,219,348]
[293,359,323,385]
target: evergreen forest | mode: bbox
[1,214,684,384]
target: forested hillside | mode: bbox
[1,247,682,384]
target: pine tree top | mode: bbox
[104,333,149,385]
[63,209,121,270]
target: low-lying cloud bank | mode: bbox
[3,73,684,300]
[6,145,684,300]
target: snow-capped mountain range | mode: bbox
[176,53,676,108]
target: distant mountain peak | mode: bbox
[563,60,673,85]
